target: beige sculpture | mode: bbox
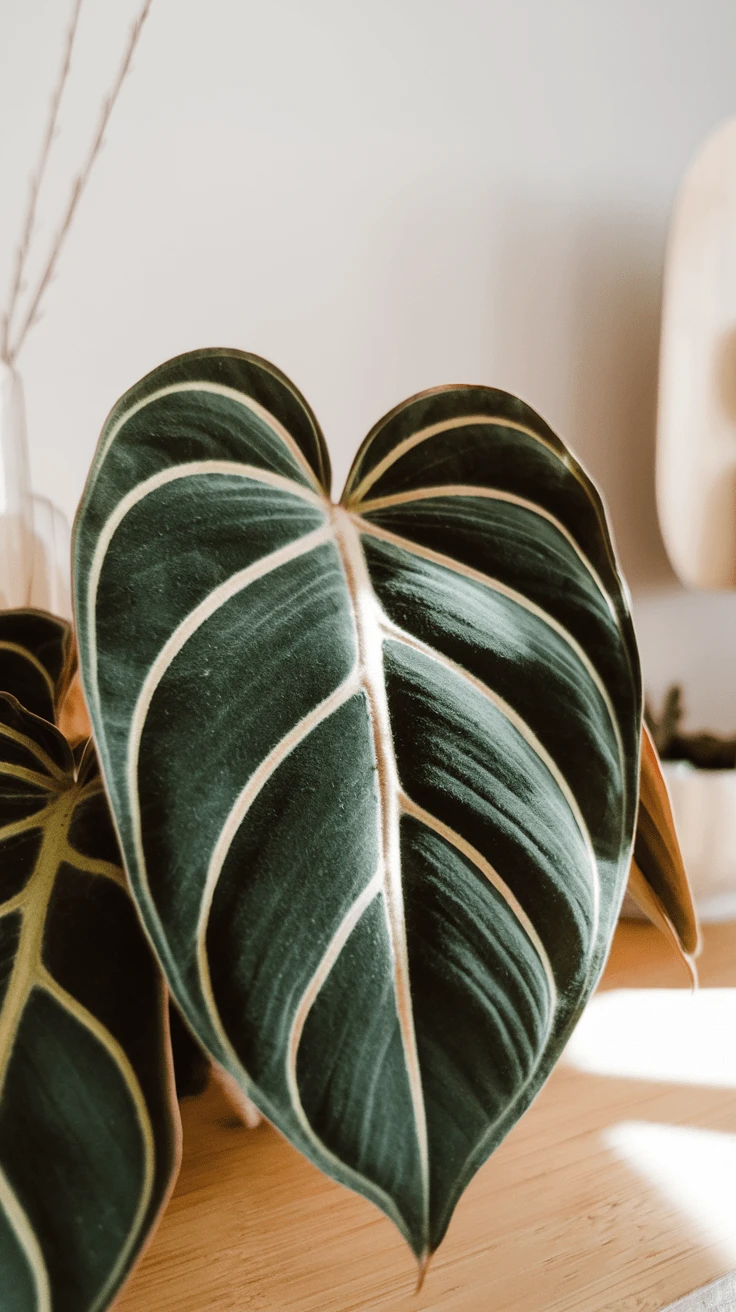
[657,119,736,590]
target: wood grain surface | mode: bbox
[115,921,736,1312]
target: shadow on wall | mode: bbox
[491,197,679,595]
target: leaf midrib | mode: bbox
[0,752,162,1311]
[330,503,431,1253]
[0,783,75,1097]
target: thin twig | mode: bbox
[6,0,154,364]
[1,0,84,363]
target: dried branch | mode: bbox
[5,0,154,365]
[1,0,84,363]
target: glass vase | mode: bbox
[0,359,33,609]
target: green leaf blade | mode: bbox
[1,989,147,1311]
[0,696,178,1311]
[401,813,553,1244]
[0,611,74,725]
[0,1165,48,1312]
[93,348,331,500]
[74,350,641,1261]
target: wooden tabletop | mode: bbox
[116,921,736,1312]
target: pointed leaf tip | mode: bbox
[415,1252,431,1295]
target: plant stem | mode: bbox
[5,0,154,365]
[0,0,84,363]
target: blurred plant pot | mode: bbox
[662,761,736,921]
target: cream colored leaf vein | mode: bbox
[85,461,326,718]
[0,640,55,703]
[189,674,416,1244]
[354,513,625,781]
[0,1164,51,1312]
[125,523,333,943]
[202,869,411,1245]
[0,763,61,792]
[447,1003,555,1237]
[354,488,618,626]
[0,891,27,920]
[35,966,156,1312]
[399,793,557,1013]
[346,411,579,505]
[283,870,414,1244]
[96,380,323,492]
[0,790,75,1095]
[331,505,431,1256]
[0,813,56,923]
[74,779,106,806]
[0,782,156,1304]
[231,353,328,489]
[195,671,360,1058]
[0,722,67,781]
[381,618,601,949]
[0,806,55,851]
[64,846,127,888]
[0,787,133,1092]
[191,673,423,1251]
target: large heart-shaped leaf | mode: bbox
[0,686,179,1311]
[73,348,641,1260]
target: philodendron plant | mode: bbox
[0,610,179,1311]
[0,348,697,1309]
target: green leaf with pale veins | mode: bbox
[72,348,642,1261]
[0,691,179,1312]
[0,610,75,724]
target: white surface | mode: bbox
[569,990,736,1292]
[1,0,736,722]
[565,988,736,1088]
[607,1123,736,1266]
[664,1272,736,1311]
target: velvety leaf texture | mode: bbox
[0,636,178,1311]
[73,348,642,1259]
[0,610,74,724]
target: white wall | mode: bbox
[1,0,735,727]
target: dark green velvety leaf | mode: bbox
[168,1003,210,1100]
[0,610,74,724]
[73,348,641,1260]
[0,694,179,1312]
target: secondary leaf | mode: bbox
[0,609,74,723]
[73,348,642,1260]
[0,692,179,1311]
[629,723,700,972]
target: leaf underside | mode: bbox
[629,723,700,967]
[73,348,642,1258]
[0,622,178,1312]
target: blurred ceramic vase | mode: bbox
[663,761,736,921]
[0,361,71,619]
[0,359,33,608]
